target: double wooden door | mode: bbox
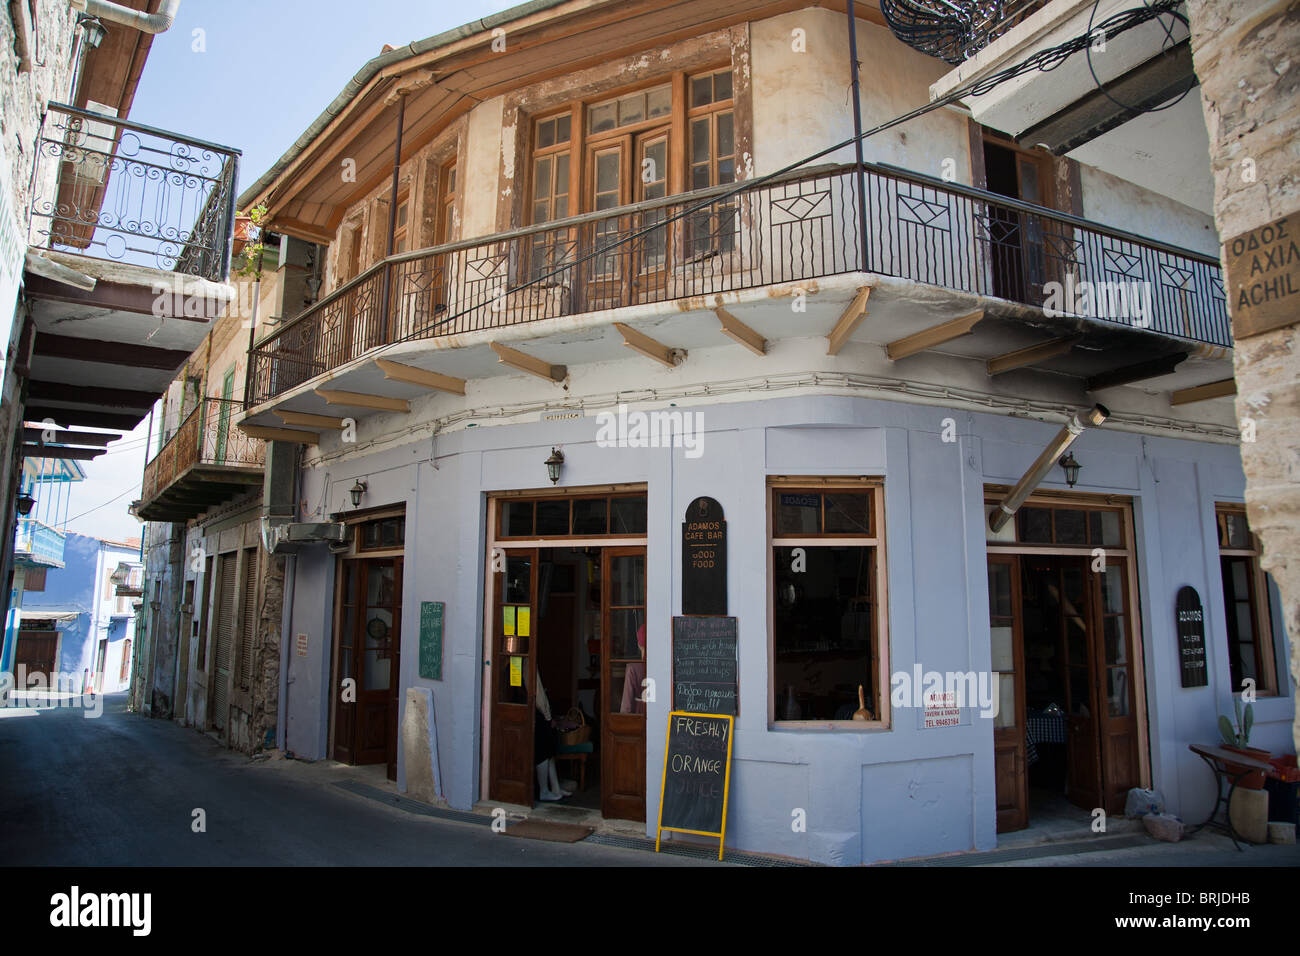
[584,131,670,311]
[13,631,57,686]
[488,546,648,820]
[989,553,1140,831]
[333,557,403,780]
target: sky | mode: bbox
[59,0,514,542]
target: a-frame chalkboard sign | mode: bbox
[655,711,735,861]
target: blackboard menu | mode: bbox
[658,712,734,842]
[672,616,737,715]
[1176,586,1207,688]
[682,497,726,615]
[419,601,444,680]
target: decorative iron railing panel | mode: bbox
[28,104,240,281]
[14,518,67,566]
[247,161,1229,407]
[141,398,265,506]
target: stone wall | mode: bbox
[1188,0,1300,753]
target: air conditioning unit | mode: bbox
[260,519,349,554]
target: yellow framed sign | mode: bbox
[655,711,735,861]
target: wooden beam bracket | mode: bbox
[826,286,871,356]
[489,341,566,383]
[886,310,984,362]
[714,307,766,356]
[374,358,466,395]
[613,322,685,368]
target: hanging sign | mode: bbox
[682,497,726,615]
[656,711,735,861]
[1176,585,1208,688]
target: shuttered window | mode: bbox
[238,547,258,690]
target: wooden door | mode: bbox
[1058,559,1104,811]
[333,558,402,776]
[988,555,1028,832]
[602,546,647,821]
[1091,557,1140,814]
[13,631,57,686]
[489,549,538,806]
[211,553,237,731]
[633,131,670,303]
[585,141,629,311]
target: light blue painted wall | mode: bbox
[280,391,1290,864]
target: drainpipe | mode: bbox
[989,404,1109,533]
[69,0,181,34]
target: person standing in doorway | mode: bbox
[535,671,571,801]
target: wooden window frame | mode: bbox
[767,476,890,730]
[495,491,649,541]
[356,515,407,554]
[522,64,734,232]
[1215,503,1279,696]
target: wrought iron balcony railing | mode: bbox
[247,159,1229,408]
[28,103,240,281]
[14,518,68,567]
[141,397,264,503]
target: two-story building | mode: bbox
[2,0,241,699]
[173,0,1291,864]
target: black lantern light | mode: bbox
[349,479,367,508]
[1059,452,1081,488]
[544,447,564,485]
[16,492,35,517]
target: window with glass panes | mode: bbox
[770,482,886,724]
[529,113,573,279]
[523,68,736,263]
[1216,505,1279,694]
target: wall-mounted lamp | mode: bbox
[545,447,564,485]
[349,480,368,508]
[1058,452,1081,488]
[77,15,107,49]
[16,493,35,517]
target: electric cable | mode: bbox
[1084,0,1193,117]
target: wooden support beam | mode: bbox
[237,424,320,445]
[1085,352,1187,392]
[276,410,348,430]
[20,443,103,461]
[886,310,985,361]
[24,406,140,431]
[33,332,192,371]
[374,358,466,395]
[714,307,766,356]
[21,428,118,446]
[27,379,156,410]
[826,286,871,356]
[986,335,1082,376]
[1170,378,1237,406]
[489,341,566,383]
[314,388,411,413]
[613,322,684,368]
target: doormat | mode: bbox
[504,820,594,843]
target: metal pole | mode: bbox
[380,94,407,342]
[989,405,1110,532]
[847,0,870,271]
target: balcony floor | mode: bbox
[240,271,1234,434]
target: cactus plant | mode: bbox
[1218,697,1254,748]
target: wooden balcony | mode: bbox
[135,398,264,523]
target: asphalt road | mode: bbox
[0,693,709,867]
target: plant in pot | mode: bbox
[1219,698,1269,789]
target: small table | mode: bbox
[1187,743,1273,850]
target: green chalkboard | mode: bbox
[419,601,444,680]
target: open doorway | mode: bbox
[987,495,1147,834]
[485,490,648,821]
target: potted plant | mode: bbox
[1219,698,1269,789]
